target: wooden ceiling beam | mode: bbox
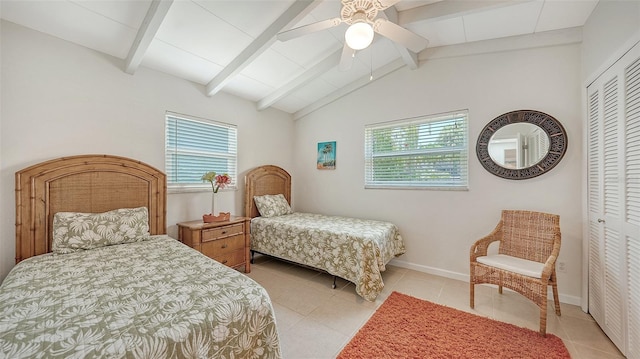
[205,0,322,97]
[124,0,173,75]
[294,58,406,120]
[257,47,343,111]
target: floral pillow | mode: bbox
[254,194,292,218]
[52,207,151,254]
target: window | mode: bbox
[364,110,468,190]
[165,112,237,192]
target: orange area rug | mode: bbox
[337,291,571,359]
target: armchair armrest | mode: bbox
[540,231,562,281]
[470,222,503,262]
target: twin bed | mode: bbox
[245,165,406,302]
[1,155,280,359]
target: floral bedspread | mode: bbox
[0,235,281,359]
[251,213,406,301]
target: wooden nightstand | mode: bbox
[177,216,251,273]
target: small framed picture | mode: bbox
[317,141,336,170]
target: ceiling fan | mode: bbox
[277,0,429,70]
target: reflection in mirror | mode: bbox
[488,123,550,169]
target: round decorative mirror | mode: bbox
[476,110,567,180]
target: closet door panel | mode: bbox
[624,52,640,359]
[603,226,624,345]
[602,76,621,225]
[629,236,640,359]
[588,87,605,325]
[602,73,627,351]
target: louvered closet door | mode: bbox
[588,69,627,353]
[624,48,640,359]
[587,41,640,358]
[587,84,605,331]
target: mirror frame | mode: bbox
[476,110,568,180]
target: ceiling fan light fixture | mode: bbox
[345,22,374,50]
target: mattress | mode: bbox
[251,212,406,301]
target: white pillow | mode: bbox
[254,194,292,217]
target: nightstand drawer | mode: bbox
[176,217,251,273]
[202,223,244,242]
[213,249,245,268]
[201,234,245,257]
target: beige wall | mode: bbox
[0,20,295,281]
[293,43,584,304]
[582,0,640,82]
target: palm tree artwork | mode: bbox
[317,141,336,170]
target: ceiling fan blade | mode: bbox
[373,19,429,53]
[277,18,342,42]
[339,43,355,71]
[372,0,401,10]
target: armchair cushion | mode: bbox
[476,254,544,279]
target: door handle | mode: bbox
[597,218,605,223]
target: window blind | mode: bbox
[165,112,237,191]
[364,110,468,189]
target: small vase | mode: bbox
[211,192,216,215]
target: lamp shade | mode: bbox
[345,22,374,50]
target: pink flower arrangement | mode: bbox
[202,171,232,193]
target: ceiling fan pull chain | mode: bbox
[370,46,374,81]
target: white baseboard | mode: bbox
[390,258,468,282]
[389,258,583,307]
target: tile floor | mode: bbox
[246,254,625,359]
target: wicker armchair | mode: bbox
[470,210,561,336]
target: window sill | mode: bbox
[364,185,469,191]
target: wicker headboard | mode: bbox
[244,165,291,218]
[15,154,167,263]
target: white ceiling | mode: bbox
[1,0,598,119]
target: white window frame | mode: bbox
[364,110,469,190]
[165,111,237,193]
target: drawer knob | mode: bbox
[221,231,227,234]
[222,260,228,264]
[221,244,228,249]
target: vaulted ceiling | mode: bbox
[1,0,598,119]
